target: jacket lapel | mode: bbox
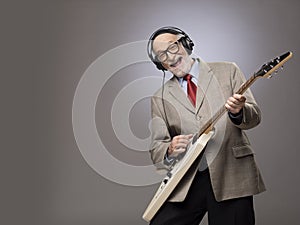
[195,59,213,115]
[167,77,195,113]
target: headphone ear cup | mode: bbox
[181,36,194,55]
[155,61,166,71]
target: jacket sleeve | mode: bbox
[229,63,261,130]
[149,95,172,172]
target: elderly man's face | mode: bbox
[152,33,194,77]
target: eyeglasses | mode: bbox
[155,37,183,62]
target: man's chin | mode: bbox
[171,69,186,78]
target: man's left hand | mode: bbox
[225,94,246,114]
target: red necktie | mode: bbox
[184,74,197,106]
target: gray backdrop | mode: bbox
[2,0,300,224]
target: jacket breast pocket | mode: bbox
[232,144,254,158]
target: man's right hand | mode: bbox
[168,134,193,157]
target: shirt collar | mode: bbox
[189,58,199,78]
[177,58,200,84]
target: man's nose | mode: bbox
[166,51,176,62]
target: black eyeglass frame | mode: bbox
[154,37,184,63]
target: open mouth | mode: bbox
[170,57,182,68]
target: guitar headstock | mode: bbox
[255,51,293,79]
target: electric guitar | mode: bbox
[143,51,293,222]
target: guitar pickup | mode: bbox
[192,133,198,144]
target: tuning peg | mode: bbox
[261,63,267,68]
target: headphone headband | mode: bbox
[147,26,194,71]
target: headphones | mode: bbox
[147,26,194,71]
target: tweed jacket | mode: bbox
[150,58,266,202]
